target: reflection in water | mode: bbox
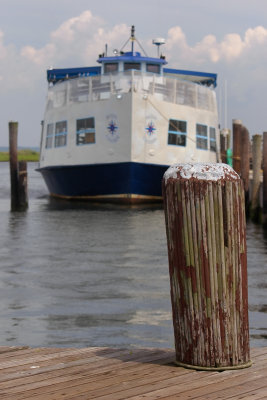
[0,162,266,349]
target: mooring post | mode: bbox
[9,121,28,211]
[263,132,267,227]
[9,121,19,211]
[163,163,251,371]
[220,131,227,163]
[18,161,28,211]
[251,134,262,222]
[240,125,250,212]
[220,128,231,164]
[233,119,242,174]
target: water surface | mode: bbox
[0,162,266,349]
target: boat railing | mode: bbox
[46,70,217,113]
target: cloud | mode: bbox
[163,25,267,66]
[159,24,267,131]
[0,11,127,94]
[20,43,56,67]
[19,11,128,68]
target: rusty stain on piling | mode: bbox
[163,163,251,371]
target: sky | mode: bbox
[1,0,267,147]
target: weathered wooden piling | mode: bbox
[233,119,243,174]
[251,134,262,222]
[9,121,19,211]
[18,161,28,210]
[220,130,227,163]
[9,121,28,211]
[163,163,251,371]
[220,129,231,164]
[263,132,267,227]
[240,125,250,211]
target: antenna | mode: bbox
[152,38,165,57]
[131,25,135,52]
[120,25,148,56]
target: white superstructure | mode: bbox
[38,27,219,202]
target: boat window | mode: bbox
[104,63,118,73]
[55,121,67,147]
[196,124,208,150]
[168,119,187,147]
[209,127,216,152]
[124,63,141,71]
[146,64,160,74]
[76,117,95,145]
[45,123,54,149]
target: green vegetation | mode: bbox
[0,149,39,162]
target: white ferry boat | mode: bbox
[38,26,219,203]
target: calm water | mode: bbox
[0,162,266,349]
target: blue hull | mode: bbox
[37,162,169,201]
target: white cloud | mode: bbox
[20,43,56,66]
[17,12,129,70]
[164,25,267,66]
[245,26,267,46]
[51,10,103,42]
[219,33,244,61]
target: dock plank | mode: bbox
[0,351,176,395]
[0,347,265,400]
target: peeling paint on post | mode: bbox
[163,163,251,371]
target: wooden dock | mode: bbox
[0,346,266,399]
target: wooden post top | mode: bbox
[163,163,240,183]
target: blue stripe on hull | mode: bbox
[37,162,169,199]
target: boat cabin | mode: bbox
[97,51,167,75]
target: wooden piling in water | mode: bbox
[240,125,250,212]
[220,130,227,163]
[262,132,267,227]
[163,163,251,371]
[9,121,28,211]
[251,134,262,222]
[9,121,19,211]
[18,161,28,210]
[233,119,242,175]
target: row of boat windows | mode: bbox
[45,118,95,148]
[104,62,160,74]
[168,120,216,151]
[45,117,216,151]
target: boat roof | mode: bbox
[47,65,217,87]
[47,66,101,84]
[97,51,167,65]
[163,68,217,87]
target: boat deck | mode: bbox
[0,346,266,399]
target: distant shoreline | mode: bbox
[0,149,39,162]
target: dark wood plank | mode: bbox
[0,350,178,398]
[0,347,29,355]
[0,346,265,400]
[0,349,175,392]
